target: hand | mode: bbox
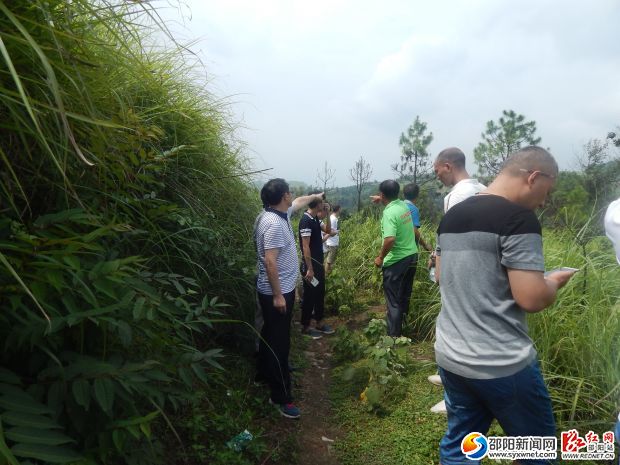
[374,256,383,267]
[427,254,436,269]
[273,294,286,314]
[545,269,577,290]
[304,268,315,283]
[369,195,381,204]
[329,231,337,237]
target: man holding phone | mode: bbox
[254,180,324,419]
[299,192,335,338]
[434,147,576,465]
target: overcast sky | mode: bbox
[157,0,620,186]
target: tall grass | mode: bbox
[335,213,619,431]
[0,2,258,464]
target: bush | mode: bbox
[0,2,257,464]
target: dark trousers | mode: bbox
[257,290,295,404]
[382,254,417,337]
[301,268,325,327]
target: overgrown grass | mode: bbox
[0,2,260,464]
[329,211,619,464]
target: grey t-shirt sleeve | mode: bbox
[500,210,544,271]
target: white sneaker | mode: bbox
[430,400,447,414]
[428,374,443,386]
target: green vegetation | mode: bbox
[0,2,262,464]
[0,2,617,464]
[392,116,434,185]
[474,109,542,178]
[329,214,619,465]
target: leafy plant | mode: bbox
[0,1,258,464]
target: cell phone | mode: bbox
[544,267,579,277]
[310,277,319,287]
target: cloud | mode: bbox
[157,0,620,184]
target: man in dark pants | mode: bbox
[254,179,323,419]
[299,194,335,338]
[372,180,418,337]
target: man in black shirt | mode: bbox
[299,194,335,338]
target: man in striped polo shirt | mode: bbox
[434,147,576,465]
[254,179,323,419]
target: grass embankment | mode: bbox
[327,212,619,465]
[0,2,267,464]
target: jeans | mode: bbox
[438,359,556,465]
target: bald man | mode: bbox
[434,146,575,465]
[433,147,486,213]
[428,147,486,414]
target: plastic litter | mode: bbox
[226,429,253,452]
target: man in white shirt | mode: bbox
[428,147,486,414]
[433,147,486,213]
[325,205,341,274]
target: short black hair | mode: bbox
[403,183,419,201]
[307,190,324,209]
[379,180,400,201]
[332,204,341,213]
[260,178,289,207]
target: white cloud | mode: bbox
[155,0,620,185]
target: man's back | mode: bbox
[436,194,544,379]
[299,211,323,270]
[444,178,486,212]
[325,213,339,247]
[381,199,417,267]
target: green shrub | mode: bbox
[0,2,257,464]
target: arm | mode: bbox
[374,236,395,267]
[324,208,331,235]
[415,227,432,252]
[291,192,324,214]
[301,236,314,281]
[435,253,441,284]
[264,248,286,313]
[506,268,575,312]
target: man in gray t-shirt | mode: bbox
[434,147,576,465]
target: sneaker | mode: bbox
[428,374,443,386]
[269,398,301,419]
[430,399,447,414]
[315,324,335,335]
[301,327,323,340]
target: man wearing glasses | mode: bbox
[433,147,575,465]
[254,180,324,419]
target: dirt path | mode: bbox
[293,308,376,465]
[294,317,341,465]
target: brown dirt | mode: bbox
[294,316,342,465]
[259,308,377,465]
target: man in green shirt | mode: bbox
[373,180,418,336]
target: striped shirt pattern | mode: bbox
[435,194,544,379]
[254,207,299,295]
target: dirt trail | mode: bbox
[294,318,341,465]
[294,308,375,465]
